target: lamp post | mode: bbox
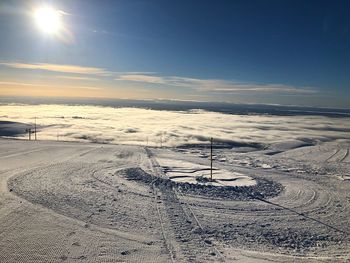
[34,117,37,140]
[210,137,213,181]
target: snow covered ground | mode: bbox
[0,138,349,262]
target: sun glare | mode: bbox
[34,7,62,34]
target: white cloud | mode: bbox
[117,74,166,84]
[0,61,157,79]
[0,81,50,87]
[0,62,113,76]
[0,81,101,90]
[0,61,318,95]
[55,76,99,81]
[116,74,317,94]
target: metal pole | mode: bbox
[210,137,213,181]
[34,117,37,141]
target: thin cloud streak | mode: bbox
[114,71,157,75]
[0,62,113,76]
[0,81,50,87]
[0,61,156,78]
[56,76,99,81]
[117,74,165,84]
[116,74,318,94]
[0,81,101,90]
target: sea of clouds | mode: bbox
[1,104,350,148]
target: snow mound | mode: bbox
[157,158,256,187]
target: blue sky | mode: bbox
[0,0,349,107]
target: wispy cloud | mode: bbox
[68,86,102,90]
[117,74,166,84]
[0,81,101,90]
[55,76,99,81]
[0,61,318,95]
[0,81,50,87]
[114,71,156,75]
[116,74,317,94]
[0,61,156,78]
[0,62,112,76]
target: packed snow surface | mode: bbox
[0,138,349,262]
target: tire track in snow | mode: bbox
[0,148,47,159]
[146,148,225,262]
[146,148,178,262]
[253,195,350,235]
[175,189,225,262]
[325,147,350,163]
[151,182,176,263]
[339,148,349,162]
[325,148,340,162]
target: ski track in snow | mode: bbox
[0,138,349,262]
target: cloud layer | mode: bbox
[1,104,349,147]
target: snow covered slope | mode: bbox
[0,138,349,262]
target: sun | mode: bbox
[34,7,62,34]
